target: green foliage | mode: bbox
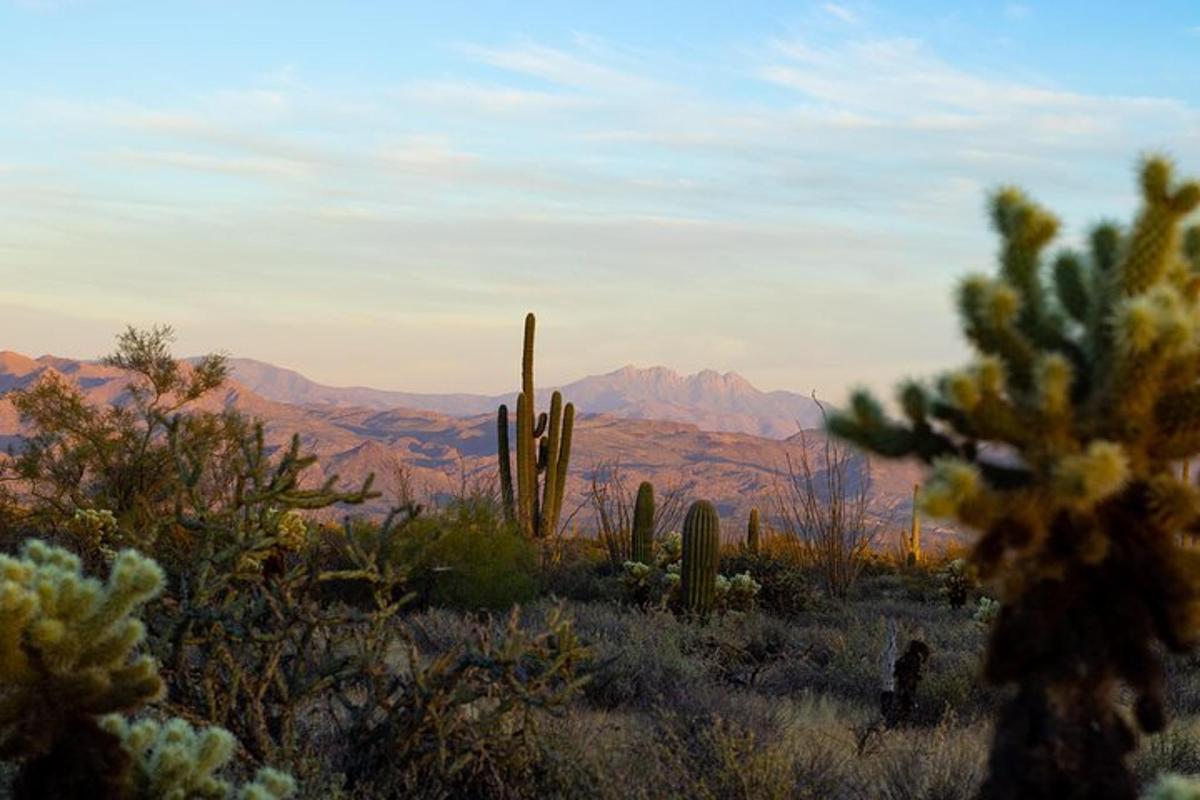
[408,498,541,611]
[632,481,655,565]
[828,156,1200,799]
[7,325,232,554]
[498,313,575,539]
[682,501,721,616]
[100,715,296,800]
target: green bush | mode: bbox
[407,499,541,611]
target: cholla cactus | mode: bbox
[69,507,121,561]
[655,531,683,568]
[938,558,975,609]
[620,560,653,588]
[273,510,308,552]
[716,572,762,612]
[974,596,1001,625]
[829,157,1200,799]
[0,539,164,796]
[99,715,296,800]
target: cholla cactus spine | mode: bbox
[681,500,720,616]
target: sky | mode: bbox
[2,1,1199,400]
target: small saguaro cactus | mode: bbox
[828,156,1200,799]
[747,507,761,555]
[497,313,576,539]
[631,481,655,565]
[681,500,720,615]
[908,484,922,565]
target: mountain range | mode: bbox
[221,357,825,439]
[0,350,952,548]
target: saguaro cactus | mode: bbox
[747,507,761,555]
[497,313,575,538]
[681,500,720,615]
[828,156,1200,799]
[632,481,655,564]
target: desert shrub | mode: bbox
[872,717,990,800]
[541,538,620,603]
[721,552,816,616]
[335,606,590,800]
[405,498,540,611]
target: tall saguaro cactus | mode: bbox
[747,507,761,555]
[497,313,575,539]
[681,500,720,616]
[632,482,655,564]
[828,156,1200,800]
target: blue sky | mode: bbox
[2,1,1199,398]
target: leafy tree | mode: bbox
[6,325,231,554]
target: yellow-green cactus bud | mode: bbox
[275,510,308,552]
[1053,441,1130,508]
[1035,353,1073,416]
[922,458,983,519]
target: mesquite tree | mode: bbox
[829,157,1200,799]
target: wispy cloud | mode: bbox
[822,3,859,24]
[4,18,1198,396]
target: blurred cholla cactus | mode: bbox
[99,715,296,800]
[974,596,1002,625]
[1143,775,1200,800]
[0,539,164,796]
[828,156,1200,799]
